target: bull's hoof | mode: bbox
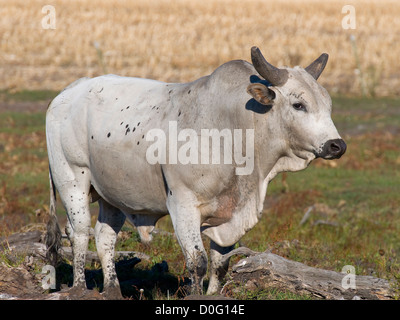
[60,284,105,300]
[67,284,88,299]
[189,283,204,296]
[101,286,124,300]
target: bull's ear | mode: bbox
[247,83,275,105]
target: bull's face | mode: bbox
[247,47,346,163]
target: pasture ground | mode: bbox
[0,91,399,300]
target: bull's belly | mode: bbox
[89,154,168,215]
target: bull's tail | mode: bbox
[45,167,62,266]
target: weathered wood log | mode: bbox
[0,230,43,249]
[1,231,150,263]
[59,247,150,263]
[12,243,150,264]
[230,251,396,300]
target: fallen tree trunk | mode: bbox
[230,251,396,300]
[10,242,150,264]
[1,230,150,263]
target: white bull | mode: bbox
[45,47,346,298]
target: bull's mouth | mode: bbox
[316,139,347,160]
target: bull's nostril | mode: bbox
[330,142,341,153]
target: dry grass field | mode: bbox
[1,0,400,96]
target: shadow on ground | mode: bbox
[54,258,191,300]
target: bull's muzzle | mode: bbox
[319,139,347,160]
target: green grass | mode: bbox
[226,285,313,300]
[0,89,58,103]
[332,95,400,135]
[1,94,400,299]
[0,112,45,134]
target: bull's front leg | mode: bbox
[167,193,207,295]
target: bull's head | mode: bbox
[247,46,346,162]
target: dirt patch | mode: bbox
[0,264,42,299]
[0,230,107,300]
[0,263,109,300]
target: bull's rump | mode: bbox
[46,75,170,214]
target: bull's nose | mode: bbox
[320,139,347,159]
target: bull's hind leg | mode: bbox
[94,199,126,299]
[55,167,92,291]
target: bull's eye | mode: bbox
[292,102,306,112]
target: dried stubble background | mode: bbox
[1,0,399,96]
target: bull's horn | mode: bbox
[251,46,288,87]
[305,53,329,80]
